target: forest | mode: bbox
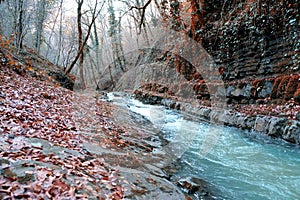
[0,0,163,89]
[0,0,299,199]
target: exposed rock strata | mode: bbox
[97,0,299,144]
[134,90,300,145]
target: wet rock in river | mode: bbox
[283,122,300,143]
[177,177,213,199]
[162,161,182,178]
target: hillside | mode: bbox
[0,44,74,90]
[0,50,192,199]
[0,54,128,198]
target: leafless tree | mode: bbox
[35,0,46,53]
[65,0,104,77]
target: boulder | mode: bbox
[177,177,211,197]
[283,122,300,143]
[254,116,270,133]
[267,118,288,137]
[47,71,74,90]
[242,116,256,130]
[199,108,212,120]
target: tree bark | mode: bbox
[35,0,46,54]
[17,0,23,50]
[108,0,125,71]
[56,0,64,65]
[93,18,100,69]
[65,1,100,75]
[77,0,85,89]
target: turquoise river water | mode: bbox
[110,93,300,199]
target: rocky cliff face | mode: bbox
[97,0,300,143]
[197,0,299,104]
[99,0,299,103]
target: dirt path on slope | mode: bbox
[72,89,186,199]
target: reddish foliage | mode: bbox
[285,75,299,100]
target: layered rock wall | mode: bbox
[133,91,300,144]
[196,0,299,103]
[97,0,300,143]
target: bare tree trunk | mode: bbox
[87,50,99,86]
[35,0,46,54]
[64,44,76,69]
[108,0,125,71]
[108,65,116,89]
[46,0,62,59]
[142,23,150,46]
[118,15,126,67]
[17,0,24,50]
[65,0,101,74]
[127,17,133,38]
[56,0,64,65]
[93,18,100,68]
[77,0,85,89]
[93,19,105,75]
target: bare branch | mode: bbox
[129,0,152,34]
[65,1,105,74]
[129,0,152,10]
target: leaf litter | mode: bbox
[0,66,125,199]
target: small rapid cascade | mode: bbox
[108,92,300,199]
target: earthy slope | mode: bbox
[0,44,74,90]
[0,63,125,198]
[0,56,191,198]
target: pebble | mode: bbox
[8,134,15,139]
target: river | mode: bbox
[108,93,300,199]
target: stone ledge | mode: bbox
[180,102,300,145]
[134,90,300,145]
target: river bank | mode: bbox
[98,92,217,199]
[0,65,210,199]
[1,62,299,199]
[133,89,300,145]
[108,91,300,199]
